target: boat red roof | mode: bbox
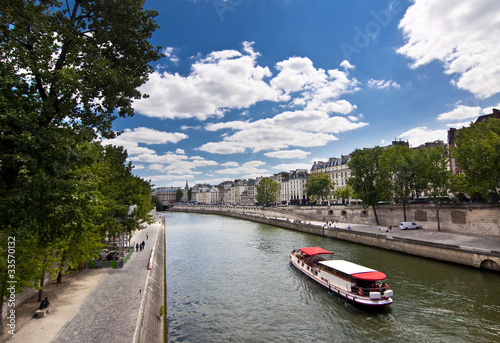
[351,271,387,281]
[299,247,334,256]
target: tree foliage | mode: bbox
[379,145,417,221]
[418,146,451,230]
[452,119,500,201]
[334,185,353,204]
[0,0,161,331]
[347,147,391,225]
[256,177,279,206]
[305,172,335,203]
[175,189,184,202]
[0,0,162,137]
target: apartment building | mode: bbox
[289,169,309,205]
[311,155,351,189]
[152,186,185,203]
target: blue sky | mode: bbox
[103,0,500,188]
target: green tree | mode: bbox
[306,173,335,204]
[176,189,184,202]
[452,119,500,201]
[0,0,161,328]
[348,147,392,225]
[152,195,164,211]
[0,0,162,138]
[379,145,417,221]
[256,177,280,206]
[334,185,353,205]
[418,146,451,230]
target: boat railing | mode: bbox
[354,286,389,295]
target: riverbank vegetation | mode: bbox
[348,120,500,228]
[0,0,162,332]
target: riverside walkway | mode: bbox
[2,215,164,343]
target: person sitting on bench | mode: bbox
[39,297,50,310]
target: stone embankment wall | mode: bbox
[172,203,500,236]
[168,206,500,271]
[294,203,500,236]
[134,216,165,343]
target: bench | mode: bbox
[35,305,52,317]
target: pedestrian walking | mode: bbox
[146,233,149,240]
[142,240,145,250]
[136,243,139,252]
[140,243,143,251]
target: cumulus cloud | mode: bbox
[129,151,218,177]
[397,0,500,99]
[264,149,310,159]
[340,60,355,70]
[215,160,269,176]
[272,163,312,172]
[271,57,359,114]
[367,78,400,89]
[398,126,448,147]
[437,105,482,121]
[199,110,368,154]
[101,127,188,156]
[133,41,285,120]
[162,47,179,64]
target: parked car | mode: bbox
[399,222,420,230]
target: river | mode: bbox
[164,212,500,343]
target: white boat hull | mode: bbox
[289,253,393,307]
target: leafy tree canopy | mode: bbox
[452,119,500,201]
[0,0,162,138]
[256,177,279,206]
[305,172,334,203]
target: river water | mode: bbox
[164,212,500,343]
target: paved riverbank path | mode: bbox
[51,219,162,343]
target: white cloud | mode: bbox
[162,47,179,64]
[272,163,312,172]
[133,42,285,120]
[198,110,368,154]
[367,78,400,89]
[483,105,500,114]
[398,126,448,147]
[264,149,310,159]
[215,161,268,176]
[271,57,359,114]
[340,60,355,70]
[437,105,481,121]
[397,0,500,98]
[101,127,188,156]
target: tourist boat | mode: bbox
[289,247,394,306]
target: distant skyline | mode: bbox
[103,0,500,188]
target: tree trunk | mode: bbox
[38,274,45,301]
[435,202,441,231]
[37,264,47,301]
[402,200,407,222]
[371,203,380,225]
